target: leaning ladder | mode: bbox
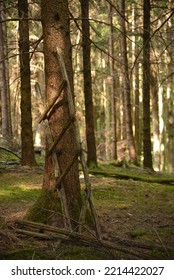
[38,48,101,239]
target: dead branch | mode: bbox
[15,219,150,259]
[0,146,21,160]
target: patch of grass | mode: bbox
[0,185,40,204]
[57,244,114,260]
[129,229,148,238]
[150,249,172,259]
[91,162,174,183]
[0,172,42,205]
[158,226,172,237]
[92,186,131,209]
[0,248,54,260]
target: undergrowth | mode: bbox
[0,163,174,259]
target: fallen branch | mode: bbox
[16,220,150,259]
[0,146,21,160]
[90,170,174,184]
[108,235,174,253]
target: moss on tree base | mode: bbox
[25,189,63,225]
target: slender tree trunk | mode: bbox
[166,12,174,173]
[27,0,82,226]
[150,59,160,171]
[131,3,141,159]
[134,64,141,157]
[80,0,97,167]
[142,0,152,169]
[119,0,137,163]
[0,1,12,143]
[18,0,36,166]
[108,3,117,161]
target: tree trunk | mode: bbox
[27,0,82,226]
[166,13,174,173]
[0,1,12,143]
[80,0,97,168]
[108,3,117,161]
[119,0,137,163]
[142,0,153,169]
[134,64,141,157]
[131,3,141,159]
[150,59,160,171]
[18,0,36,166]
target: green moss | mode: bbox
[150,249,172,259]
[57,244,114,260]
[0,247,56,260]
[25,189,62,224]
[0,172,41,205]
[129,229,148,238]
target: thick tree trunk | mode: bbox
[27,0,82,226]
[142,0,153,169]
[80,0,97,168]
[119,0,137,163]
[18,0,36,166]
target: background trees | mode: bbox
[0,0,12,143]
[18,0,37,166]
[80,0,97,167]
[0,0,174,172]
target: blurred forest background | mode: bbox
[0,0,174,172]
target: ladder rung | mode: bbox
[47,115,75,156]
[38,80,67,123]
[55,153,78,189]
[47,99,67,120]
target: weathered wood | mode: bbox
[90,169,174,184]
[47,115,75,157]
[55,153,78,189]
[0,146,21,160]
[43,120,72,230]
[56,48,102,239]
[38,80,67,123]
[15,220,148,259]
[79,151,102,239]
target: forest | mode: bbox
[0,0,174,260]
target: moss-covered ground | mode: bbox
[0,159,174,259]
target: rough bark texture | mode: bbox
[27,0,82,225]
[18,0,36,166]
[119,0,137,163]
[143,0,153,169]
[80,0,97,167]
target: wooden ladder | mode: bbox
[38,48,101,239]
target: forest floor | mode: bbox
[0,154,174,260]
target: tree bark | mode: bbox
[119,0,137,163]
[80,0,97,168]
[18,0,36,166]
[150,59,160,171]
[27,0,82,226]
[143,0,153,169]
[0,1,12,143]
[108,3,117,161]
[166,13,174,173]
